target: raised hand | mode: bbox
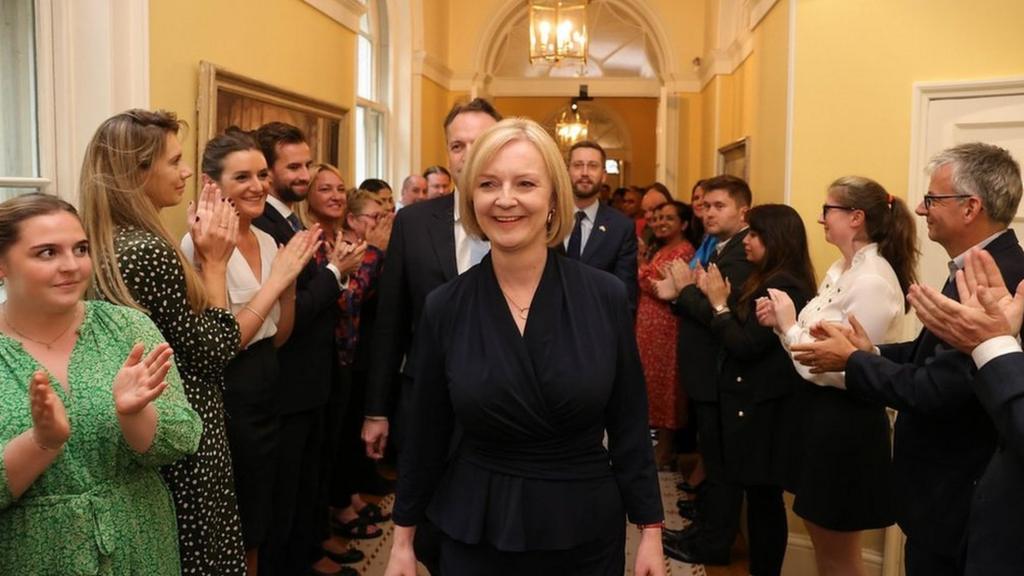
[268,227,322,291]
[909,278,1024,354]
[365,212,394,251]
[701,263,731,308]
[29,371,69,450]
[668,259,696,290]
[330,233,368,278]
[190,180,238,267]
[755,296,776,328]
[113,343,173,415]
[767,288,797,333]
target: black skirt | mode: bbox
[223,337,282,548]
[788,384,894,531]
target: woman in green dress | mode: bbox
[0,193,202,575]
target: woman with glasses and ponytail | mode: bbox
[759,176,918,575]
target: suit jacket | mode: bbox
[966,351,1024,575]
[365,194,458,417]
[578,204,639,317]
[845,228,1024,555]
[710,272,813,485]
[253,204,342,414]
[672,229,755,402]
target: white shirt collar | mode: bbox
[265,194,294,219]
[576,199,600,222]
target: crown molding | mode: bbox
[303,0,365,32]
[413,50,454,89]
[485,77,663,98]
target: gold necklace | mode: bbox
[499,289,530,320]
[2,303,82,350]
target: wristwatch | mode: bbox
[713,303,730,316]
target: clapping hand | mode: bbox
[755,296,776,328]
[113,343,174,415]
[790,322,859,373]
[330,232,368,277]
[189,181,238,267]
[766,288,797,333]
[908,248,1024,354]
[808,314,874,354]
[700,263,731,309]
[651,259,684,301]
[29,370,69,450]
[268,227,322,291]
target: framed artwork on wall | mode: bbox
[197,61,349,187]
[716,137,749,181]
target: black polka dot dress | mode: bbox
[105,227,246,575]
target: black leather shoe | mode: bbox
[662,538,730,565]
[676,499,697,520]
[675,480,700,494]
[662,523,700,544]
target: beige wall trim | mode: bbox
[749,0,782,29]
[783,0,796,203]
[784,533,884,576]
[413,50,455,90]
[486,77,663,98]
[302,0,366,32]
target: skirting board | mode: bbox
[783,533,884,576]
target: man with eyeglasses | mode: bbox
[789,142,1024,576]
[565,140,638,316]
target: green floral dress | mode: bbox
[0,301,202,575]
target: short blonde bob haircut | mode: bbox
[457,117,575,247]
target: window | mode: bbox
[0,0,45,199]
[355,0,388,185]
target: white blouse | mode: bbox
[780,243,905,389]
[182,228,281,348]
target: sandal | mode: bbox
[331,516,383,540]
[356,502,391,524]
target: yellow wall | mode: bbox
[688,1,789,205]
[790,0,1024,275]
[493,96,660,189]
[419,76,451,171]
[149,0,355,237]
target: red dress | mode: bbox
[636,240,695,429]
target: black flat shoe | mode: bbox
[323,546,366,565]
[662,523,700,544]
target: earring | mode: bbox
[546,210,554,226]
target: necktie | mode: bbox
[286,213,302,232]
[567,211,586,260]
[690,234,719,269]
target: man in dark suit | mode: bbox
[564,140,638,315]
[251,122,364,576]
[907,247,1024,576]
[790,143,1024,575]
[361,98,502,574]
[656,175,755,565]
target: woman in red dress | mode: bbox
[637,201,696,467]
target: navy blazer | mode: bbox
[967,351,1024,575]
[673,229,755,403]
[577,204,639,317]
[365,194,458,417]
[845,228,1024,556]
[253,203,343,414]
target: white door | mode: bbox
[915,91,1024,294]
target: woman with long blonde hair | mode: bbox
[79,109,247,575]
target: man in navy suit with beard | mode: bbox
[563,140,638,316]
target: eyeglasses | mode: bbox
[821,204,855,219]
[922,194,974,209]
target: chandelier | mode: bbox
[556,102,589,148]
[528,0,589,64]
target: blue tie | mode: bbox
[691,234,718,269]
[567,211,585,260]
[286,213,302,232]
